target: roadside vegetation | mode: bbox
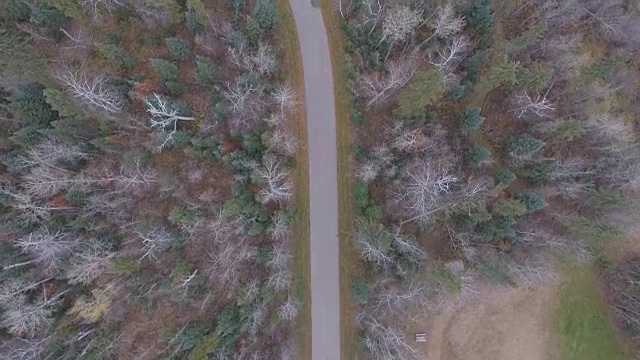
[329,0,640,358]
[0,0,305,358]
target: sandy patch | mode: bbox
[423,285,561,360]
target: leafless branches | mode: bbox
[205,214,253,292]
[268,212,291,242]
[0,187,69,222]
[20,140,89,169]
[429,3,466,38]
[278,293,300,322]
[267,242,292,291]
[0,300,58,338]
[371,280,426,316]
[23,165,92,198]
[355,145,394,183]
[15,228,75,271]
[251,155,293,204]
[136,227,173,261]
[81,0,127,21]
[395,163,458,224]
[145,94,195,149]
[271,84,297,114]
[381,6,423,44]
[246,44,277,76]
[223,79,264,130]
[361,316,418,360]
[358,58,418,106]
[56,70,124,114]
[389,126,427,153]
[66,247,115,285]
[511,92,556,119]
[427,35,470,73]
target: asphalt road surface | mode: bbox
[289,1,341,359]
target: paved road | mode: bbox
[289,1,341,359]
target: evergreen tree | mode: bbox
[165,37,192,61]
[194,56,217,86]
[150,58,179,82]
[515,191,547,212]
[397,69,444,118]
[507,134,545,157]
[97,44,137,70]
[461,106,485,134]
[253,0,278,32]
[467,145,491,167]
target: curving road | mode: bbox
[289,1,341,359]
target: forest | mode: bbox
[0,0,304,359]
[332,0,640,358]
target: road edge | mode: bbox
[318,2,359,359]
[276,1,312,358]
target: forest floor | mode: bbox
[423,283,561,360]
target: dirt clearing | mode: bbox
[424,285,561,360]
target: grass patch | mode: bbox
[556,266,628,360]
[276,1,311,358]
[319,1,362,359]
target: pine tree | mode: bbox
[461,106,485,134]
[150,58,179,82]
[507,134,545,157]
[397,69,444,118]
[194,56,217,86]
[515,191,547,212]
[253,0,278,32]
[165,37,192,61]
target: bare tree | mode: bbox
[136,227,173,261]
[358,58,418,106]
[278,294,300,322]
[271,84,297,114]
[66,247,115,285]
[206,240,253,292]
[20,140,89,169]
[390,126,427,153]
[353,218,394,270]
[267,242,292,291]
[145,94,195,149]
[0,187,70,222]
[252,155,293,204]
[106,156,157,192]
[23,166,92,198]
[381,6,423,45]
[0,335,50,360]
[15,228,75,270]
[358,0,384,33]
[266,127,298,157]
[395,163,459,224]
[361,316,418,360]
[223,79,264,130]
[1,295,61,338]
[511,92,556,119]
[81,0,127,21]
[56,70,124,114]
[355,145,395,184]
[371,280,426,316]
[428,35,470,73]
[429,3,466,38]
[245,44,277,76]
[268,211,291,242]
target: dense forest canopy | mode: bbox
[337,0,640,358]
[0,0,302,359]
